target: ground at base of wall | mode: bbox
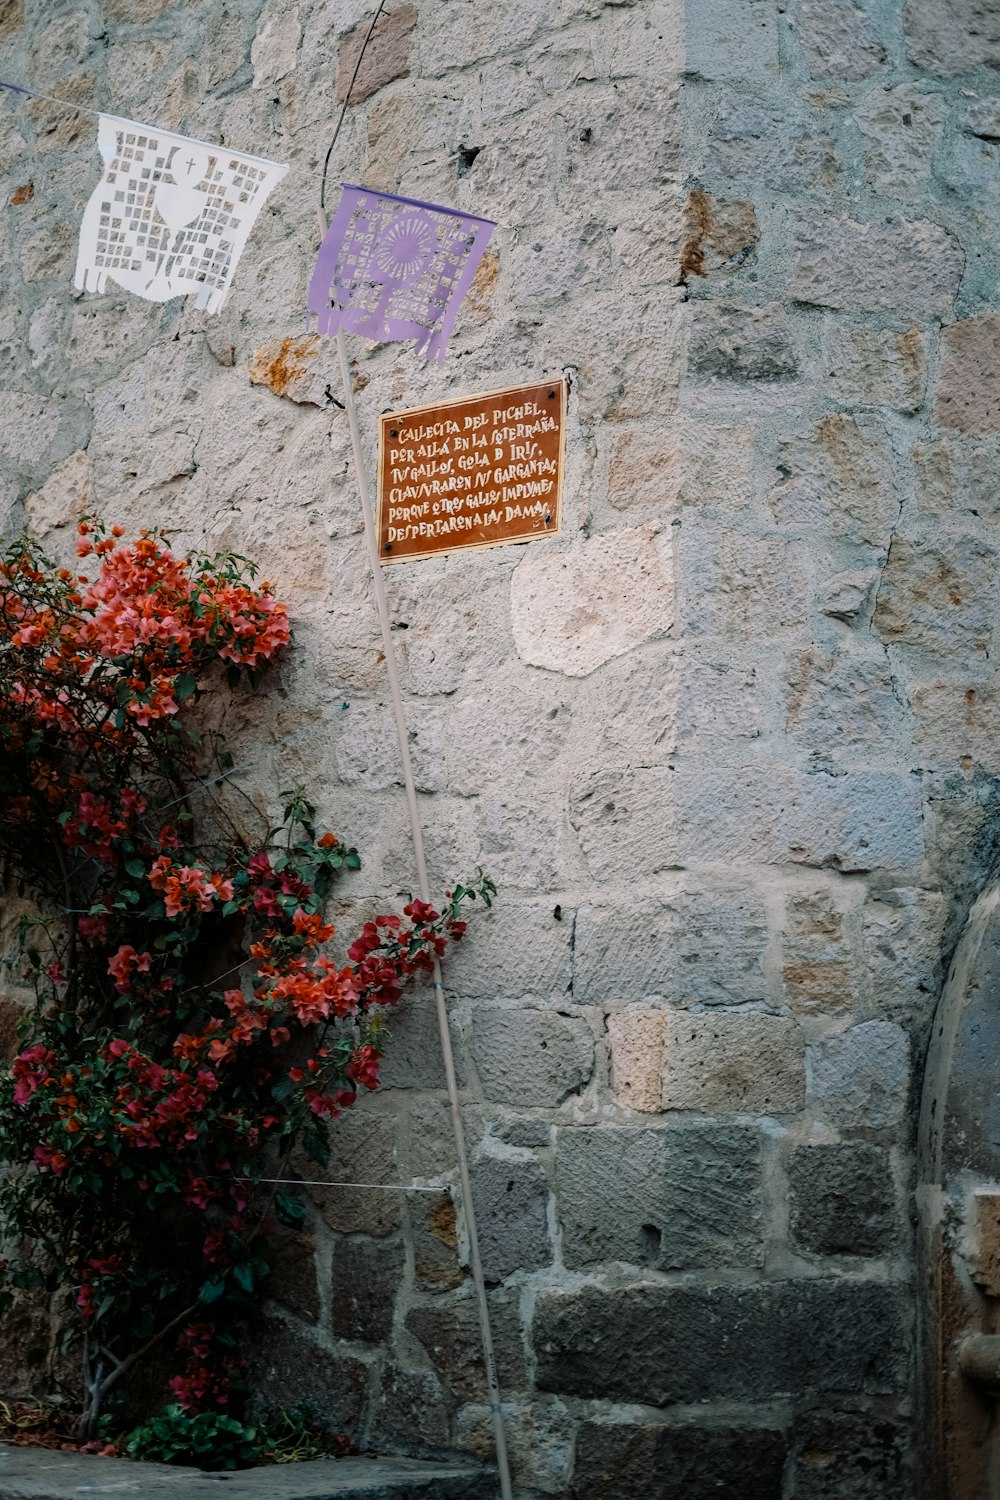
[0,1445,495,1500]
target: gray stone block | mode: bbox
[874,533,997,655]
[792,1409,913,1499]
[792,215,963,317]
[533,1279,908,1404]
[405,1287,527,1401]
[808,1022,911,1130]
[794,0,886,78]
[469,1155,552,1279]
[246,1311,368,1429]
[688,303,799,383]
[788,1144,896,1257]
[573,1420,788,1500]
[330,1236,406,1343]
[555,1124,765,1270]
[468,1008,594,1108]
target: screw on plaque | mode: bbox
[384,542,392,551]
[544,514,552,525]
[547,389,555,398]
[390,428,398,437]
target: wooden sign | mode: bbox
[377,379,565,565]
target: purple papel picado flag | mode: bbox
[308,184,495,363]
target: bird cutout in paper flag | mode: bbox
[308,184,496,363]
[74,116,287,314]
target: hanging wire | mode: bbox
[319,0,387,221]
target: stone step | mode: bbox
[0,1446,499,1500]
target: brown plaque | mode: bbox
[376,379,565,565]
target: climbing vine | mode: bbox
[0,519,489,1440]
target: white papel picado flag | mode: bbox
[74,115,287,314]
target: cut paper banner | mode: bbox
[74,115,287,314]
[308,184,495,363]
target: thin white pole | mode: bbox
[332,325,515,1500]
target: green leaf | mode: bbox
[344,851,361,870]
[232,1263,254,1295]
[200,1277,226,1305]
[124,858,146,879]
[175,672,198,702]
[274,1191,306,1228]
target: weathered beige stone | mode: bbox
[782,890,858,1015]
[863,887,948,1020]
[681,529,808,641]
[661,1013,805,1115]
[23,449,91,537]
[511,526,672,677]
[794,0,885,78]
[705,100,840,193]
[248,334,326,405]
[607,1010,667,1113]
[337,3,416,102]
[770,414,898,547]
[784,648,906,754]
[874,534,997,654]
[678,189,759,281]
[607,428,682,509]
[903,0,1000,74]
[972,1193,1000,1296]
[935,315,1000,433]
[570,767,677,880]
[819,569,879,624]
[792,215,963,317]
[822,325,926,412]
[251,3,301,86]
[855,85,946,199]
[913,682,1000,772]
[688,302,800,384]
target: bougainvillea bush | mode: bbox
[0,519,488,1441]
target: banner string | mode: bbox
[319,0,386,220]
[253,1176,444,1192]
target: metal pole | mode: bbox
[331,324,514,1500]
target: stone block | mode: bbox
[679,189,759,281]
[247,1311,368,1427]
[794,0,885,77]
[782,889,858,1015]
[390,562,513,697]
[569,767,678,880]
[413,1192,463,1292]
[373,1365,453,1452]
[248,335,326,406]
[688,302,799,383]
[456,1400,572,1496]
[556,1123,764,1269]
[575,889,767,1006]
[819,569,879,623]
[661,1012,805,1115]
[584,649,678,763]
[821,325,926,412]
[336,3,416,102]
[913,681,1000,771]
[792,216,963,317]
[533,1279,907,1403]
[446,903,573,1002]
[789,1144,896,1256]
[680,528,809,641]
[23,448,91,538]
[862,887,947,1019]
[784,648,907,755]
[793,1409,912,1499]
[678,658,762,742]
[294,1109,402,1237]
[510,526,673,678]
[686,0,778,80]
[468,1009,595,1108]
[264,1225,320,1324]
[769,414,897,548]
[469,1154,552,1278]
[572,1420,788,1500]
[855,84,947,199]
[475,798,564,894]
[607,427,682,509]
[874,534,997,654]
[674,767,923,873]
[704,100,840,193]
[405,1287,526,1399]
[376,990,450,1091]
[607,1011,666,1111]
[934,315,1000,433]
[903,0,1000,74]
[808,1021,910,1129]
[913,436,1000,521]
[251,4,301,87]
[330,1235,406,1342]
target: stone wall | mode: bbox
[1,0,999,1495]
